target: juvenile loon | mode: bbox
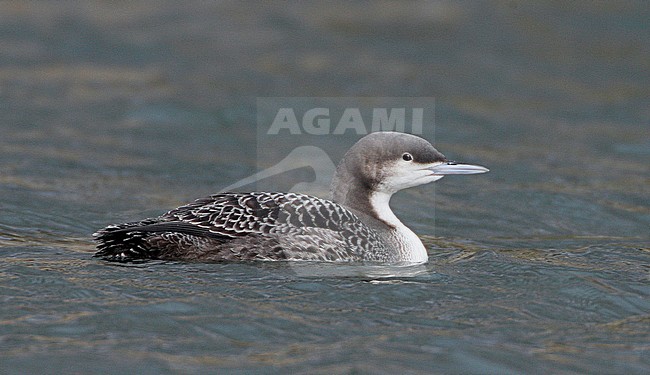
[94,132,488,263]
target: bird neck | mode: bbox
[330,163,427,263]
[367,190,405,229]
[331,172,403,229]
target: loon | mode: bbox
[94,132,488,263]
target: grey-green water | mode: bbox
[1,1,649,374]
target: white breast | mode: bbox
[370,191,428,263]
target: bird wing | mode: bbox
[95,192,378,261]
[162,192,368,249]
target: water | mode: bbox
[1,1,649,374]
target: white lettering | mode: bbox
[267,106,426,135]
[303,108,330,135]
[371,108,405,132]
[267,108,301,135]
[411,108,423,134]
[333,108,366,135]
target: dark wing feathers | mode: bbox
[94,192,381,261]
[109,222,228,239]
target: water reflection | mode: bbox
[288,261,430,279]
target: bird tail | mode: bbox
[93,219,161,261]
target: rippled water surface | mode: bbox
[1,1,649,374]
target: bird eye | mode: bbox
[402,153,413,162]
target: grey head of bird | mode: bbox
[330,131,488,226]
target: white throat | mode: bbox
[368,191,403,228]
[368,191,428,263]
